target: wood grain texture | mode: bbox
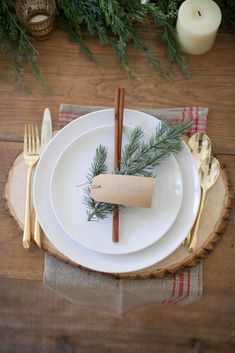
[0,29,234,152]
[0,141,234,293]
[4,153,232,279]
[0,28,235,352]
[0,142,44,280]
[0,278,234,353]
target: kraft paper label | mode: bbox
[90,174,155,208]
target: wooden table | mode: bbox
[0,28,234,353]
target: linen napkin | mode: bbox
[44,104,208,315]
[58,105,208,135]
[44,255,203,316]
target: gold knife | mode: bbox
[34,108,53,248]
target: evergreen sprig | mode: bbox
[56,0,189,78]
[83,145,116,221]
[1,1,234,86]
[83,119,192,221]
[57,0,163,77]
[0,0,47,87]
[120,120,191,176]
[148,0,190,79]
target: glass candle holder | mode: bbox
[15,0,56,40]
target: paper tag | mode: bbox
[90,174,155,208]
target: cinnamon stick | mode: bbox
[112,87,125,242]
[118,88,125,168]
[114,88,120,170]
[112,208,119,243]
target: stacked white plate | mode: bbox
[33,109,201,273]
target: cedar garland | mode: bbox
[1,0,234,87]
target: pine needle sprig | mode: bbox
[148,1,190,79]
[83,120,192,221]
[120,120,192,176]
[83,145,116,221]
[132,36,163,75]
[1,1,235,86]
[0,0,46,87]
[57,0,166,78]
[85,145,109,183]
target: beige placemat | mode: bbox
[44,254,203,316]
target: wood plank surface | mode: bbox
[0,27,235,353]
[0,277,234,353]
[0,142,44,279]
[0,29,234,153]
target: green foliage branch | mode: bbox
[0,0,234,86]
[0,0,47,87]
[83,120,192,221]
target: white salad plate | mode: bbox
[50,124,183,255]
[33,109,200,273]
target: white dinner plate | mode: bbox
[50,124,183,255]
[33,109,200,273]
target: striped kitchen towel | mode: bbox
[44,255,203,316]
[58,104,208,136]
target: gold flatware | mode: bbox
[188,132,211,169]
[189,156,220,252]
[182,132,212,247]
[182,232,191,247]
[23,124,40,249]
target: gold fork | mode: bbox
[23,125,40,249]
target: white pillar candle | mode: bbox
[176,0,222,55]
[30,14,48,23]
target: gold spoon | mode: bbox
[188,132,212,169]
[189,156,220,252]
[182,133,212,247]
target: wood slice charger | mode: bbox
[4,152,232,279]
